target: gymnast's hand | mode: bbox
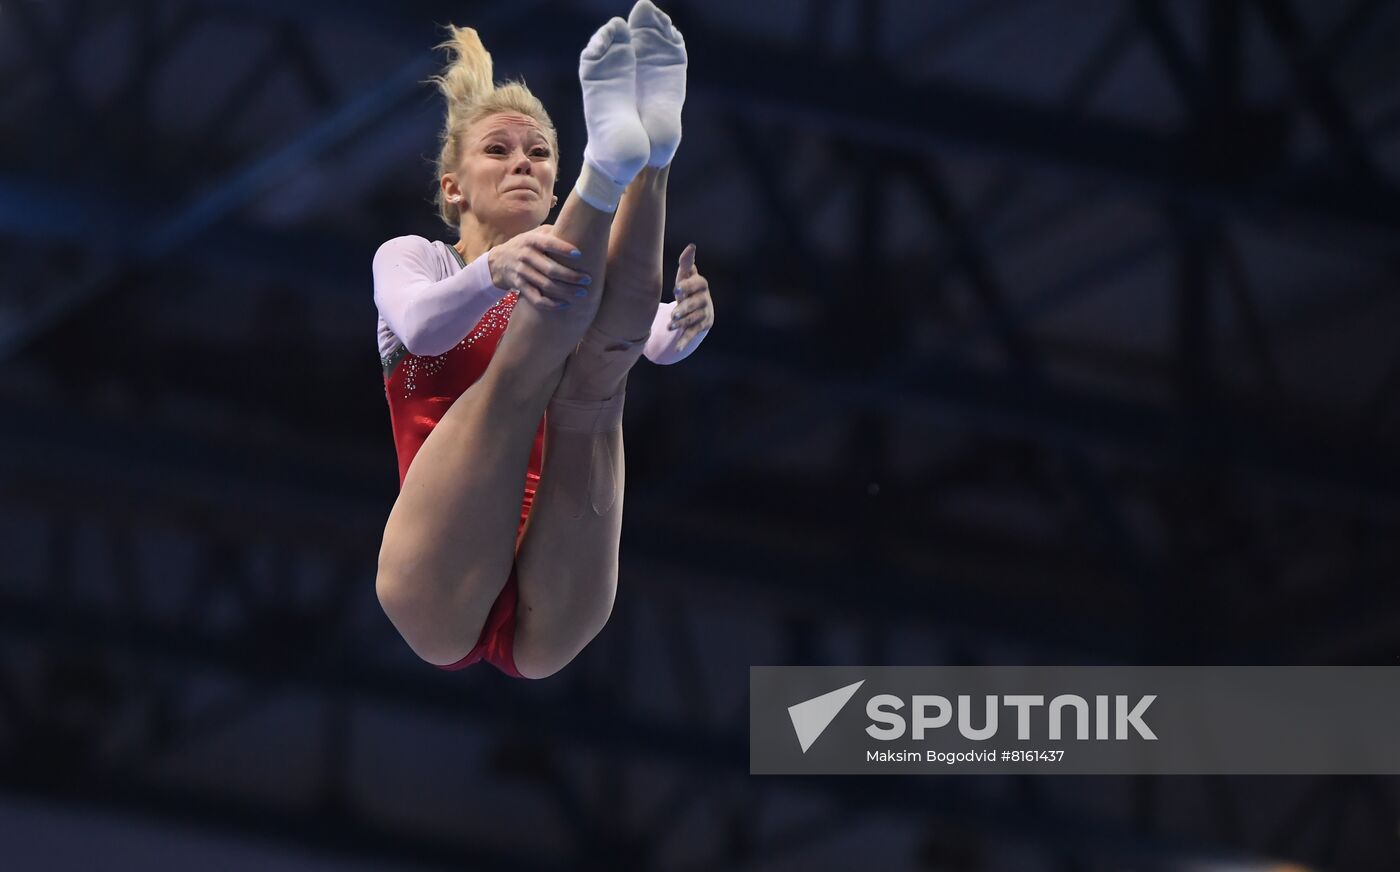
[488,225,592,310]
[668,243,714,351]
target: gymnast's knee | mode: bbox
[513,648,574,680]
[512,602,614,679]
[375,568,490,667]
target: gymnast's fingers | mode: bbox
[517,281,569,311]
[528,226,583,261]
[526,250,590,286]
[670,307,708,333]
[677,322,706,351]
[675,272,707,301]
[670,289,707,322]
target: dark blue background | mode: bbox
[2,0,1399,869]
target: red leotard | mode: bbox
[381,290,542,678]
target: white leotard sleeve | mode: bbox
[643,299,711,365]
[373,235,509,357]
[375,233,708,364]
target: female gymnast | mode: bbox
[373,2,714,679]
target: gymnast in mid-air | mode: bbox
[372,2,714,678]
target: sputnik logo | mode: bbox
[787,680,865,753]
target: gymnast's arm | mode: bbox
[372,235,509,357]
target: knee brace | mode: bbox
[559,325,652,402]
[544,392,626,519]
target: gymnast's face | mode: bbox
[447,112,558,234]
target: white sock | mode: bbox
[628,0,686,168]
[577,17,650,211]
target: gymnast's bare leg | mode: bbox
[512,0,686,677]
[512,164,670,677]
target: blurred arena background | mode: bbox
[3,0,1400,869]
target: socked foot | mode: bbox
[579,17,650,186]
[629,0,687,168]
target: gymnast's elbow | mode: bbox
[395,310,455,358]
[398,332,447,358]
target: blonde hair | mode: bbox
[429,25,559,230]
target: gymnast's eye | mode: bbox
[486,144,507,155]
[531,147,551,158]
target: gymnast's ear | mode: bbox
[441,173,468,211]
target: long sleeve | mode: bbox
[643,299,711,365]
[373,235,510,357]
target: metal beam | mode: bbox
[10,0,1400,363]
[107,0,1400,244]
